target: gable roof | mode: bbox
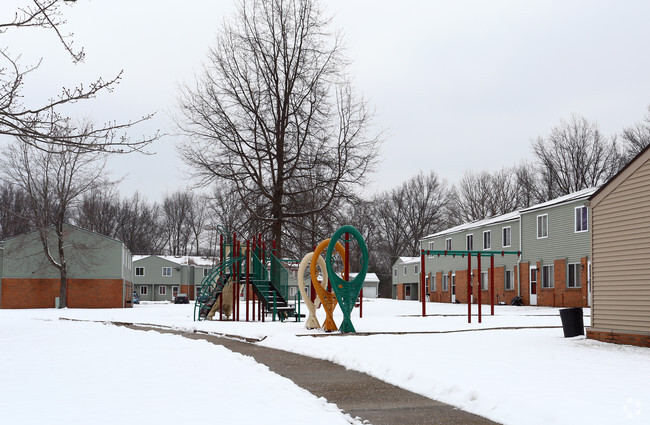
[133,254,218,267]
[519,186,598,213]
[422,211,519,240]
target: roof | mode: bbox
[398,256,420,264]
[349,272,380,283]
[519,186,598,213]
[423,211,519,240]
[133,255,218,267]
[2,223,128,249]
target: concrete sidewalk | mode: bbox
[127,325,498,425]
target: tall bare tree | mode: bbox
[176,0,380,255]
[74,188,120,238]
[621,105,650,160]
[162,191,193,256]
[531,114,623,200]
[115,192,165,255]
[0,127,112,308]
[1,0,157,152]
[0,182,32,239]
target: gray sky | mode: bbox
[5,0,650,201]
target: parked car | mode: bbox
[174,293,190,304]
[133,291,140,304]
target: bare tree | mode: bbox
[621,105,650,160]
[115,192,165,255]
[162,191,193,256]
[187,193,207,255]
[531,114,622,200]
[0,182,32,239]
[1,0,158,152]
[447,170,493,224]
[74,188,120,238]
[0,127,112,308]
[176,0,380,255]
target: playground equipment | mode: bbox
[297,252,327,329]
[194,230,298,323]
[420,249,521,323]
[305,225,369,333]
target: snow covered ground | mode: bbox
[1,299,648,425]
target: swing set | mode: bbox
[419,249,521,323]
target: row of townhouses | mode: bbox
[393,187,595,308]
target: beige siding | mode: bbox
[591,155,650,333]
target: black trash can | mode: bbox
[559,307,584,337]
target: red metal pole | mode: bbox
[467,253,471,324]
[490,255,495,316]
[478,252,482,323]
[360,288,363,318]
[233,233,237,321]
[246,239,250,322]
[220,234,224,266]
[421,250,426,317]
[344,232,350,280]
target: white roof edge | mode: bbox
[519,186,598,213]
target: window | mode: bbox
[481,271,488,290]
[414,265,419,274]
[466,234,474,251]
[442,275,449,291]
[431,275,437,291]
[542,265,554,288]
[140,286,148,295]
[393,268,397,277]
[502,226,511,248]
[505,270,514,291]
[203,268,210,277]
[483,230,491,250]
[172,286,179,294]
[159,286,166,295]
[162,267,172,277]
[568,263,581,288]
[428,241,434,258]
[575,206,588,232]
[135,267,144,276]
[403,266,407,276]
[537,214,548,238]
[445,238,452,251]
[289,286,298,297]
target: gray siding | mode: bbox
[591,154,650,333]
[133,256,183,301]
[520,200,590,266]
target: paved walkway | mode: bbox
[126,325,499,425]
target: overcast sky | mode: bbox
[4,0,650,202]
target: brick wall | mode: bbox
[1,278,126,309]
[587,329,650,348]
[396,284,405,300]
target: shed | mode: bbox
[588,145,650,347]
[350,272,380,298]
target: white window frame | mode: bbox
[414,265,419,274]
[505,270,514,291]
[442,274,449,291]
[405,284,411,297]
[403,266,407,276]
[542,265,554,288]
[393,268,397,277]
[135,267,145,277]
[481,271,488,290]
[502,226,511,248]
[537,214,548,239]
[445,238,452,251]
[140,286,148,295]
[483,230,491,250]
[203,268,210,277]
[159,286,166,295]
[568,263,581,288]
[162,267,172,277]
[466,234,474,251]
[428,241,434,258]
[575,206,588,233]
[172,286,179,294]
[431,275,437,291]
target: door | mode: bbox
[530,267,538,306]
[451,274,456,303]
[587,261,593,307]
[405,283,411,300]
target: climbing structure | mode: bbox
[194,230,297,322]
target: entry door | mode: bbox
[587,261,593,307]
[405,283,411,300]
[451,274,456,303]
[530,267,538,305]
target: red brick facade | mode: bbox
[586,329,650,348]
[1,278,130,309]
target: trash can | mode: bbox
[559,307,584,337]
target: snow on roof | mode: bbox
[132,255,218,267]
[519,186,598,213]
[423,210,520,240]
[349,272,380,282]
[398,256,420,264]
